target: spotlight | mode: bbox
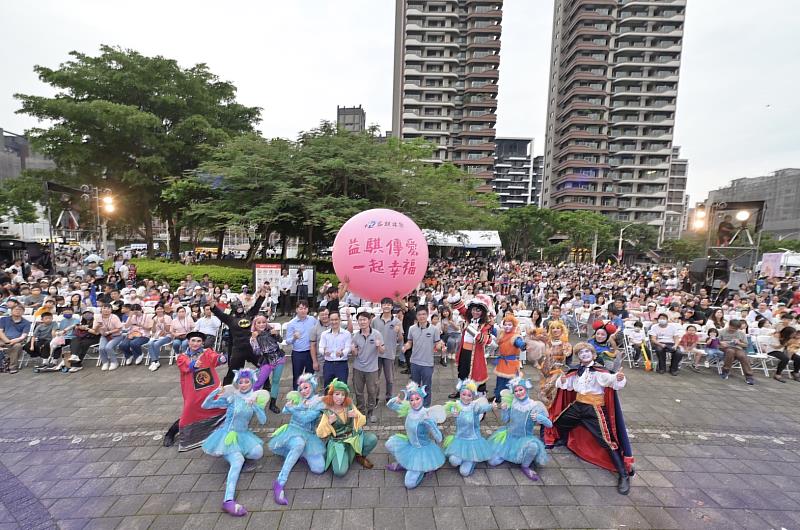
[692,219,705,230]
[735,210,750,222]
[696,210,706,219]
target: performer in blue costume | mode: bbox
[201,368,269,517]
[268,372,326,506]
[385,381,446,489]
[488,375,552,481]
[443,378,495,477]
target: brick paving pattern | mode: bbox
[0,361,798,529]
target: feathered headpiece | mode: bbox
[402,380,428,400]
[232,368,258,389]
[326,378,350,395]
[506,374,534,392]
[455,378,479,396]
[296,372,318,393]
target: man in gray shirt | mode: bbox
[372,297,402,404]
[403,306,443,407]
[717,319,755,385]
[310,307,331,370]
[352,311,383,423]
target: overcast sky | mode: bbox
[2,0,798,205]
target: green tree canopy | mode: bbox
[15,45,261,258]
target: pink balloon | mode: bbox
[332,209,429,302]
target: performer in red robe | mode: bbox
[544,342,634,495]
[163,331,227,451]
[446,292,494,397]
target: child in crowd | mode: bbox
[704,328,724,368]
[679,325,704,371]
[625,320,649,367]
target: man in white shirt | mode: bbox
[278,269,292,316]
[194,305,221,347]
[648,313,683,375]
[319,311,351,387]
[746,302,774,325]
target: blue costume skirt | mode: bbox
[489,429,548,466]
[268,424,326,457]
[444,435,493,463]
[386,435,445,472]
[202,428,263,457]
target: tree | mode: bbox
[0,174,42,224]
[660,237,705,263]
[15,45,260,258]
[758,233,800,254]
[497,206,556,259]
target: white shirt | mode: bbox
[278,275,292,292]
[194,315,221,337]
[556,362,626,394]
[649,322,680,345]
[319,329,352,362]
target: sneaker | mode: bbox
[108,362,119,371]
[68,354,80,362]
[101,362,110,371]
[8,368,18,374]
[125,357,133,366]
[369,415,377,423]
[704,361,710,368]
[720,370,729,380]
[134,354,144,365]
[69,366,83,373]
[745,376,755,385]
[690,364,701,373]
[149,361,161,372]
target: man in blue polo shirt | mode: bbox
[286,300,318,390]
[0,304,32,374]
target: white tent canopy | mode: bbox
[424,230,502,249]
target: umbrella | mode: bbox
[83,254,102,263]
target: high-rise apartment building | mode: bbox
[542,0,687,237]
[493,138,544,209]
[391,0,503,191]
[337,105,367,133]
[663,145,688,240]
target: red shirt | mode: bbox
[177,348,225,427]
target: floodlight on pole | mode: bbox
[101,196,115,214]
[735,210,750,222]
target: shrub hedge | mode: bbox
[129,259,338,291]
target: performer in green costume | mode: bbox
[316,378,378,476]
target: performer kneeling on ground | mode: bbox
[201,369,269,517]
[316,378,377,476]
[386,382,445,489]
[487,375,551,481]
[443,379,494,477]
[545,342,634,495]
[268,373,326,506]
[163,331,227,450]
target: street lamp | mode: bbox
[617,223,635,262]
[102,195,115,214]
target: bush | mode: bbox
[129,259,339,290]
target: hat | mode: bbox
[506,375,534,392]
[186,331,206,341]
[401,381,428,400]
[326,378,350,395]
[455,378,479,396]
[296,372,319,393]
[467,294,494,316]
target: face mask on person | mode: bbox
[577,349,594,362]
[658,319,668,326]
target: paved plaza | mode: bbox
[0,359,798,530]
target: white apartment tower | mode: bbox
[542,0,687,238]
[391,0,503,192]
